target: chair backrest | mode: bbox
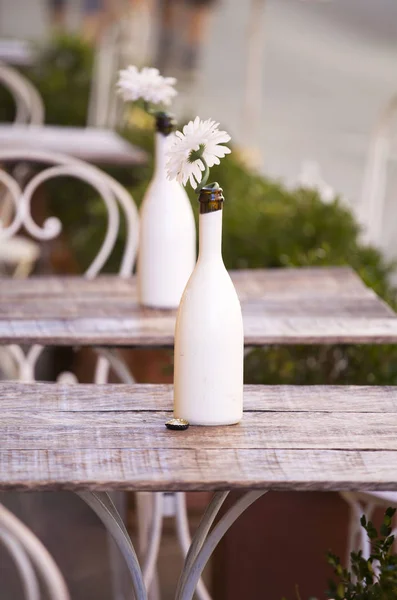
[0,148,139,278]
[0,62,44,125]
[0,524,40,600]
[297,159,336,204]
[0,503,70,600]
[0,149,139,383]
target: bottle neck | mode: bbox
[198,208,223,262]
[154,132,169,180]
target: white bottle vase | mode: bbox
[173,184,244,425]
[137,116,196,308]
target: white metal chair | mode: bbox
[0,502,70,600]
[341,491,397,566]
[0,147,140,598]
[0,61,44,126]
[297,159,336,203]
[0,63,44,281]
[0,147,139,383]
[358,93,397,247]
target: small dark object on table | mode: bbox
[165,418,189,431]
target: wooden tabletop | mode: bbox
[1,382,396,492]
[0,267,396,346]
[0,40,35,66]
[0,125,147,166]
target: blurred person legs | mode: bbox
[155,0,217,77]
[49,0,119,41]
[49,0,66,29]
[183,0,216,72]
[155,0,181,72]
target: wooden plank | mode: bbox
[0,268,395,346]
[0,296,389,319]
[0,448,395,492]
[0,125,148,166]
[0,268,366,298]
[0,382,396,491]
[2,410,397,451]
[1,316,397,346]
[2,382,397,413]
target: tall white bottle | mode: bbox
[174,184,244,425]
[137,113,196,308]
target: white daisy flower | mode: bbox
[166,117,231,189]
[116,66,177,106]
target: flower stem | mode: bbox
[143,101,153,115]
[195,157,210,194]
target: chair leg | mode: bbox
[136,492,161,600]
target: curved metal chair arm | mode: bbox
[0,525,40,600]
[0,62,44,125]
[0,503,70,600]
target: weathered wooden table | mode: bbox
[1,267,397,347]
[0,125,147,166]
[1,381,396,600]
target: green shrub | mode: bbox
[0,35,94,126]
[27,34,94,126]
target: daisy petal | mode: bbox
[165,116,231,189]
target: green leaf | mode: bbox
[380,523,392,537]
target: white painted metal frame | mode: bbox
[341,491,397,566]
[0,502,70,600]
[0,526,40,600]
[0,148,139,383]
[0,62,44,126]
[76,490,268,600]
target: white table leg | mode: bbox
[78,491,147,600]
[77,490,268,600]
[176,491,268,600]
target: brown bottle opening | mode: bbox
[198,183,224,214]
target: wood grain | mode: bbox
[0,448,396,492]
[0,382,396,492]
[0,268,395,346]
[2,411,397,450]
[2,382,397,413]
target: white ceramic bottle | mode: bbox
[137,113,196,308]
[173,184,244,425]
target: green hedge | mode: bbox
[5,35,397,386]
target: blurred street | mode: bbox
[191,0,397,257]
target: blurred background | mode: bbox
[1,1,397,599]
[2,0,397,259]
